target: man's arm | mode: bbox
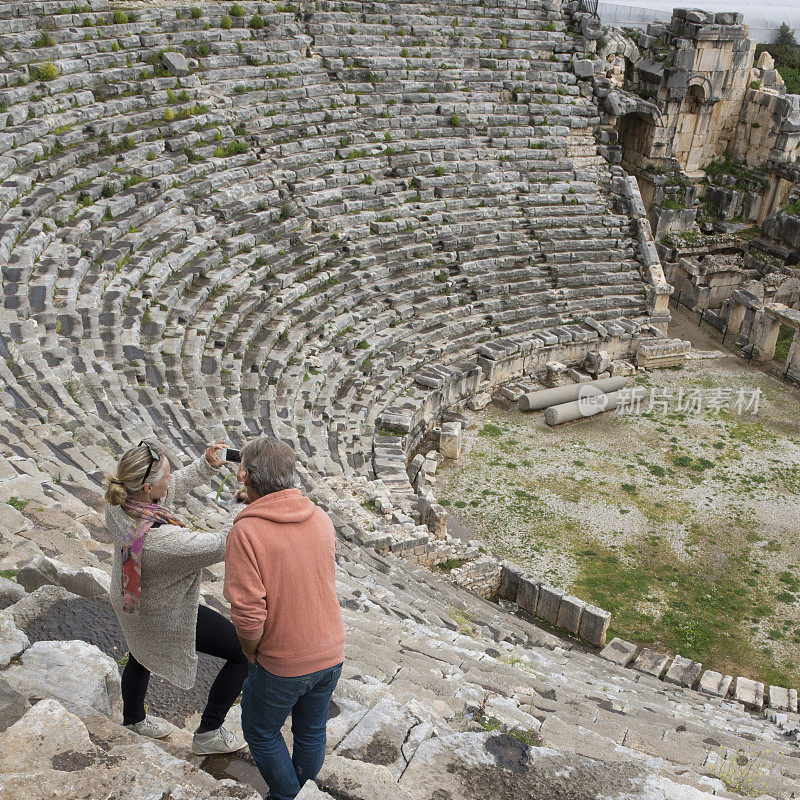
[223,528,267,663]
[237,634,261,663]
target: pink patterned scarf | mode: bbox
[120,499,185,614]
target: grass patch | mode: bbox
[479,423,503,437]
[573,539,793,684]
[436,557,468,573]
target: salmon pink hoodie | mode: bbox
[223,488,345,677]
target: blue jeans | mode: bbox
[241,660,343,800]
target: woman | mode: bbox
[106,439,248,755]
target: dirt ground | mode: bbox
[437,305,800,686]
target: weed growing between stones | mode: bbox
[435,557,467,573]
[465,691,544,746]
[447,604,479,638]
[712,746,771,796]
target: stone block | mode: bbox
[698,670,733,697]
[544,361,569,388]
[733,676,764,711]
[3,640,121,718]
[555,595,585,636]
[636,339,691,369]
[296,782,335,800]
[757,51,775,71]
[664,655,702,688]
[422,503,447,540]
[599,638,637,667]
[497,563,522,602]
[516,576,539,615]
[16,556,109,599]
[535,585,564,626]
[439,422,462,460]
[466,392,491,411]
[162,51,189,76]
[0,678,28,733]
[0,610,29,669]
[583,350,611,376]
[573,59,594,79]
[578,605,611,647]
[0,576,25,611]
[632,648,670,678]
[767,685,791,711]
[715,11,743,25]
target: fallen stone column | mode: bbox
[519,377,626,411]
[544,386,649,426]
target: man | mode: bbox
[224,436,345,800]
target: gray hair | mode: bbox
[241,437,296,496]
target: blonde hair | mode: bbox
[105,444,167,506]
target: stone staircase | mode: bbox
[3,529,800,799]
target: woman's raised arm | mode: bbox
[163,441,226,505]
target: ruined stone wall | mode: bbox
[730,88,800,172]
[667,17,755,174]
[596,9,799,233]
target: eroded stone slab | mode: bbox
[397,730,718,800]
[16,555,109,599]
[733,677,764,711]
[3,639,121,718]
[0,698,94,774]
[318,753,416,800]
[0,609,29,668]
[632,648,669,679]
[334,696,419,778]
[296,781,335,800]
[663,655,702,689]
[599,638,638,668]
[0,679,28,733]
[0,700,261,800]
[698,671,733,698]
[0,576,25,610]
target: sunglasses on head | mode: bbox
[138,441,161,486]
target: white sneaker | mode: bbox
[192,725,247,755]
[124,715,174,739]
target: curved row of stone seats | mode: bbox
[0,0,656,554]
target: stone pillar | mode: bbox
[727,301,746,335]
[647,283,672,316]
[750,310,781,361]
[786,333,800,375]
[740,307,756,339]
[439,422,462,459]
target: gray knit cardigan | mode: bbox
[107,455,225,689]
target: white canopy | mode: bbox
[598,1,800,43]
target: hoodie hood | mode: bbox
[233,488,317,525]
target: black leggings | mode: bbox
[122,604,249,732]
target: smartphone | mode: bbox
[225,448,241,463]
